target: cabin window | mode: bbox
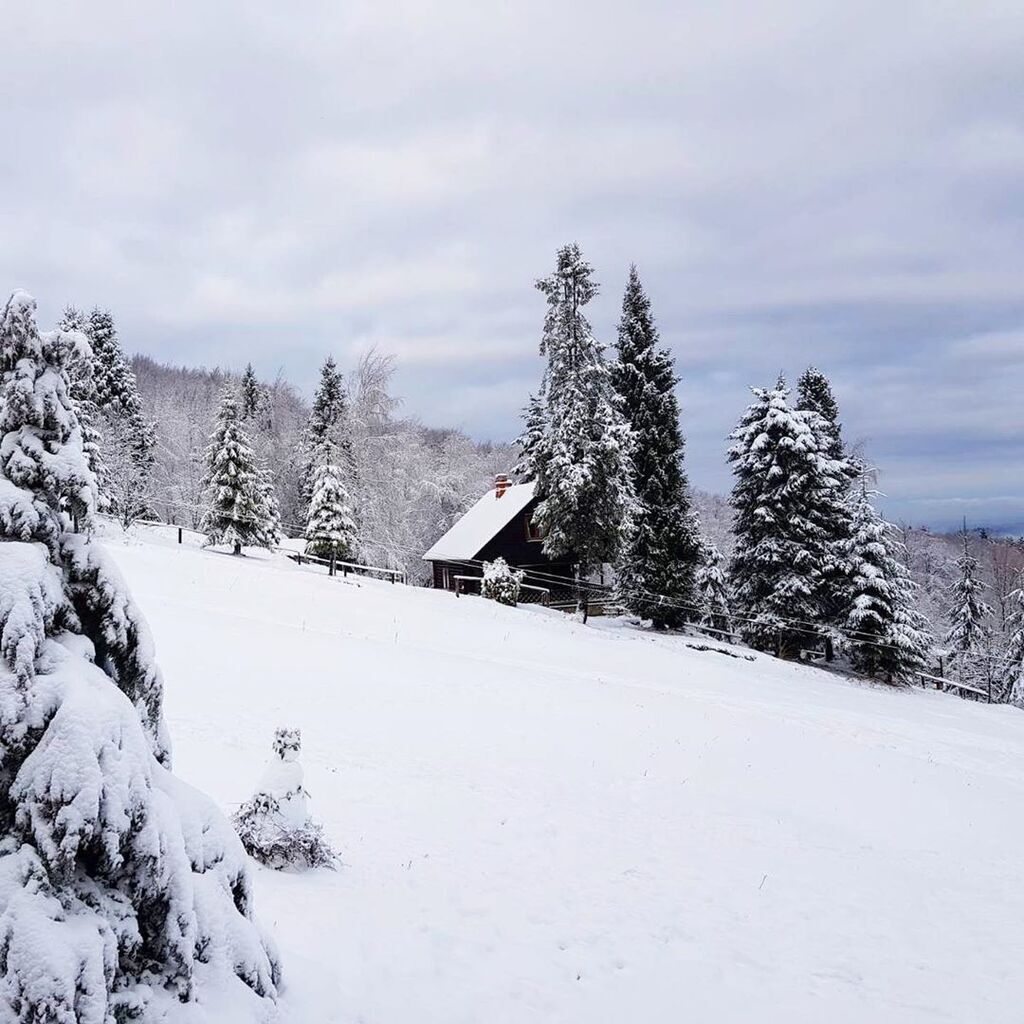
[525,515,547,542]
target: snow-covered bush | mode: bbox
[481,558,525,607]
[234,727,336,870]
[0,291,279,1021]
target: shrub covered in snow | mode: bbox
[482,558,525,606]
[234,727,337,870]
[0,291,280,1021]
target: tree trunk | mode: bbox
[576,566,589,624]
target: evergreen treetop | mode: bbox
[796,365,845,461]
[240,362,263,421]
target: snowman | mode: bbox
[259,727,310,830]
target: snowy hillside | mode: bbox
[105,527,1024,1024]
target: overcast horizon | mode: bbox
[4,2,1023,532]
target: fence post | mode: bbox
[178,527,182,545]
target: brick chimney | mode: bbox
[495,473,510,499]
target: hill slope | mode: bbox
[105,528,1024,1023]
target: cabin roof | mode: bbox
[422,482,536,562]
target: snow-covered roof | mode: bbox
[422,482,536,562]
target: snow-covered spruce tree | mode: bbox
[610,266,699,629]
[239,362,263,421]
[202,388,274,555]
[511,393,546,483]
[796,365,846,461]
[1001,577,1024,704]
[0,291,279,1020]
[527,244,634,618]
[233,728,336,870]
[841,482,932,682]
[795,366,857,652]
[696,538,732,638]
[482,557,525,606]
[727,379,846,658]
[84,308,156,525]
[257,464,284,548]
[304,453,357,574]
[300,356,349,509]
[58,306,107,506]
[944,525,994,683]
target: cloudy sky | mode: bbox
[3,1,1022,529]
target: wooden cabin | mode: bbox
[422,475,576,604]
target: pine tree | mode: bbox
[203,388,274,554]
[727,379,845,657]
[610,266,699,628]
[0,291,279,1019]
[795,366,856,647]
[240,362,263,421]
[944,524,994,681]
[526,244,634,617]
[83,308,156,524]
[511,393,545,483]
[696,539,732,637]
[304,455,357,573]
[300,356,349,507]
[796,366,845,460]
[257,465,284,548]
[58,306,107,501]
[841,483,932,681]
[1001,576,1024,703]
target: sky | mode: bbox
[2,1,1022,530]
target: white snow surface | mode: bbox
[421,482,535,561]
[103,526,1023,1023]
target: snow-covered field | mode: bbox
[105,527,1024,1023]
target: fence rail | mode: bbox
[917,671,990,701]
[286,551,405,584]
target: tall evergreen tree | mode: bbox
[795,365,856,650]
[203,389,274,555]
[301,356,349,507]
[0,292,278,1018]
[944,524,994,679]
[727,379,844,657]
[305,454,358,574]
[239,362,263,421]
[525,244,634,617]
[58,305,107,501]
[610,266,699,628]
[841,482,932,681]
[83,308,156,524]
[696,539,732,637]
[1001,575,1024,703]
